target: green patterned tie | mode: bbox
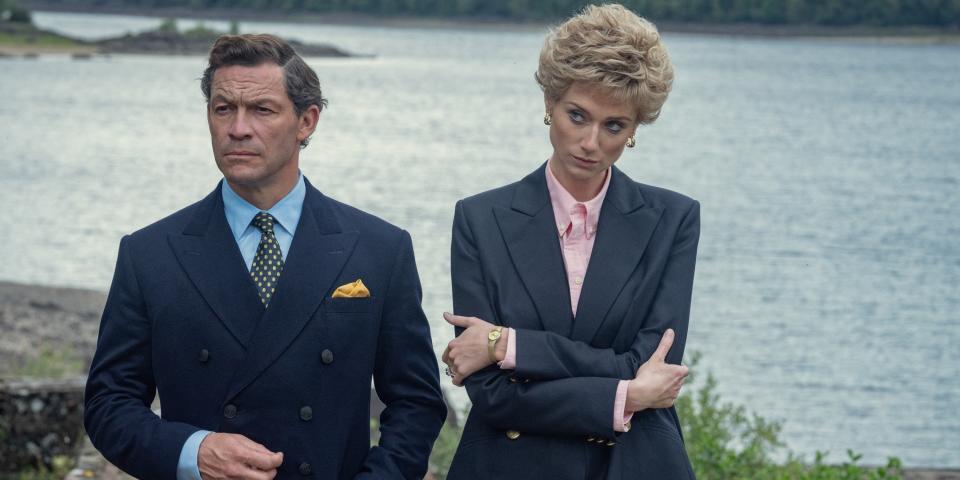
[250,212,284,306]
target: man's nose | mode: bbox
[580,124,600,152]
[228,109,254,140]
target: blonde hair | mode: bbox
[535,4,674,125]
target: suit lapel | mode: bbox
[494,164,574,336]
[226,181,358,400]
[571,167,663,343]
[169,184,264,347]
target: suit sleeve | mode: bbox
[357,231,447,480]
[84,236,200,480]
[512,200,701,380]
[452,201,622,437]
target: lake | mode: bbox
[1,10,958,468]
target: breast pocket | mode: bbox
[322,296,375,314]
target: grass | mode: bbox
[0,30,83,47]
[12,346,84,379]
[0,22,86,48]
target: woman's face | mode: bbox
[547,82,637,198]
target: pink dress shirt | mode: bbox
[499,160,633,432]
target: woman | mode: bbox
[441,4,699,479]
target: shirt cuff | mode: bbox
[498,327,517,370]
[177,430,212,480]
[613,380,634,432]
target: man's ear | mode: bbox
[297,104,321,143]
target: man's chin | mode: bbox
[220,166,264,185]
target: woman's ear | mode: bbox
[544,94,555,114]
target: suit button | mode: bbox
[506,430,520,440]
[223,404,237,419]
[586,436,595,442]
[606,440,616,447]
[321,349,334,364]
[198,349,209,363]
[298,462,312,475]
[300,406,313,421]
[509,376,519,383]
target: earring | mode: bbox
[543,113,552,125]
[626,136,636,148]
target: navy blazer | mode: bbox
[84,179,446,479]
[447,164,699,479]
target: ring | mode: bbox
[445,367,454,378]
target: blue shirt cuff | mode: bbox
[177,430,212,480]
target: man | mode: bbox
[84,34,446,480]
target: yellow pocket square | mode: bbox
[332,279,370,298]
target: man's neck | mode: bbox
[227,173,299,211]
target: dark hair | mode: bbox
[201,34,327,147]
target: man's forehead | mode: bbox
[210,64,285,97]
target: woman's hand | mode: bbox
[626,329,689,412]
[442,312,508,386]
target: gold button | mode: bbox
[586,436,595,442]
[606,440,616,447]
[506,430,520,440]
[509,377,519,383]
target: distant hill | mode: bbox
[20,0,960,28]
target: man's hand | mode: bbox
[442,312,507,386]
[198,432,283,480]
[626,329,689,412]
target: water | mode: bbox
[2,11,958,468]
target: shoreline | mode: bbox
[23,4,960,44]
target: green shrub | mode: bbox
[157,18,178,34]
[1,0,32,24]
[8,456,73,480]
[677,352,903,479]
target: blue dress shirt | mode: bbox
[176,174,306,480]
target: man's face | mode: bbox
[208,63,316,191]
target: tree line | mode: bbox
[25,0,960,27]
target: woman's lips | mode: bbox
[573,155,598,166]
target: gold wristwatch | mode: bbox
[487,326,504,363]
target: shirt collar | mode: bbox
[545,159,611,239]
[221,173,306,241]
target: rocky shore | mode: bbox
[0,281,104,378]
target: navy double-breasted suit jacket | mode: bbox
[447,164,699,479]
[84,179,446,479]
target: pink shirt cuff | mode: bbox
[498,328,517,370]
[614,380,634,432]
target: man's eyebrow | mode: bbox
[210,93,283,106]
[210,93,235,103]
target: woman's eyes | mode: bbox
[606,121,625,134]
[568,110,626,134]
